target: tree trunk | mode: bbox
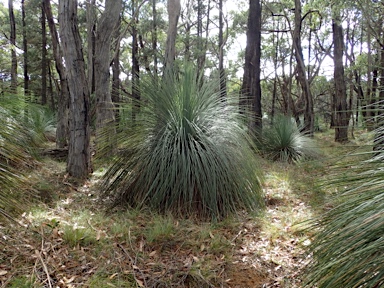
[152,0,158,75]
[94,0,121,153]
[41,1,47,105]
[333,17,349,143]
[44,0,69,148]
[132,0,140,122]
[241,0,262,134]
[164,0,181,72]
[86,0,96,95]
[112,16,121,123]
[22,0,29,98]
[9,0,17,94]
[293,0,314,135]
[218,0,226,99]
[59,0,91,178]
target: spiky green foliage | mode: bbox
[24,105,57,144]
[100,66,264,220]
[0,97,42,220]
[259,115,319,162]
[304,127,384,287]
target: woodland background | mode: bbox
[0,0,384,287]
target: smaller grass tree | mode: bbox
[259,115,319,163]
[100,65,264,220]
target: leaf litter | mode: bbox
[0,157,317,287]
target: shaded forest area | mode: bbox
[0,0,384,287]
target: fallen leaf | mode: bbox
[109,273,118,279]
[135,278,145,287]
[0,270,7,276]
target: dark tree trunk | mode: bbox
[41,2,47,105]
[132,0,140,122]
[333,17,349,143]
[9,0,17,93]
[152,0,158,75]
[112,16,121,122]
[44,0,69,148]
[59,0,91,178]
[48,62,55,110]
[218,0,226,99]
[293,0,314,135]
[22,0,29,98]
[241,0,262,134]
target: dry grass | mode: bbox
[0,128,372,287]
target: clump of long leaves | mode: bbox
[304,126,384,287]
[24,105,57,144]
[100,66,264,220]
[0,99,41,220]
[259,115,319,162]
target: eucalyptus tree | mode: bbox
[293,0,314,135]
[132,0,140,121]
[21,0,28,97]
[41,2,47,106]
[94,0,122,153]
[43,0,69,148]
[332,6,349,142]
[59,0,91,178]
[164,0,181,71]
[218,0,227,98]
[8,0,17,93]
[241,0,262,133]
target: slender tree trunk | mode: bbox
[293,0,314,135]
[241,0,262,134]
[164,0,181,72]
[48,62,55,110]
[44,0,69,148]
[271,19,279,124]
[218,0,226,99]
[94,0,121,152]
[9,0,17,93]
[22,0,29,98]
[59,0,91,178]
[132,0,140,122]
[333,17,349,143]
[41,2,47,105]
[112,16,121,123]
[152,0,158,75]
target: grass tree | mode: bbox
[100,66,264,220]
[258,115,319,163]
[304,126,384,287]
[0,98,41,220]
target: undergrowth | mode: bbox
[0,128,374,287]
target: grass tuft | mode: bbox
[100,65,264,220]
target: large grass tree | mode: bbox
[304,125,384,287]
[100,66,264,220]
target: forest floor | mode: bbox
[0,129,371,288]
